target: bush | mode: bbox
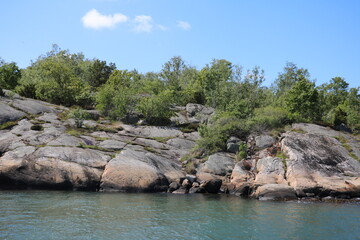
[196,113,249,155]
[137,90,175,125]
[247,106,290,133]
[68,107,91,128]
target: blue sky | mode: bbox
[1,0,359,87]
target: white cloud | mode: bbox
[132,15,154,33]
[177,21,191,30]
[82,9,128,30]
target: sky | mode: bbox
[1,0,359,87]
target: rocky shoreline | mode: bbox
[1,93,360,201]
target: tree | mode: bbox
[200,59,233,108]
[344,87,360,130]
[161,56,186,91]
[16,45,94,107]
[0,59,21,90]
[83,59,116,88]
[96,70,139,120]
[273,62,310,97]
[285,78,319,121]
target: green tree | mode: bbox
[16,45,93,107]
[83,59,116,88]
[344,87,360,130]
[137,90,175,125]
[285,78,319,121]
[0,59,21,91]
[200,59,233,108]
[96,70,139,120]
[273,62,310,98]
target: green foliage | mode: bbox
[96,70,139,120]
[247,106,290,132]
[285,78,319,121]
[273,62,310,97]
[0,59,21,90]
[238,142,247,160]
[197,113,249,154]
[68,107,91,128]
[137,90,175,125]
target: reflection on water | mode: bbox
[0,191,359,240]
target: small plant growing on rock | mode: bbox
[69,107,90,128]
[238,142,247,160]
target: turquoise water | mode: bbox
[0,191,359,240]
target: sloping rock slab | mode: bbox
[34,146,111,169]
[11,99,56,115]
[0,146,102,190]
[253,184,297,200]
[100,149,185,192]
[254,157,287,185]
[0,102,26,124]
[282,131,360,197]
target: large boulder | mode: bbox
[0,146,103,190]
[255,135,275,149]
[281,128,360,198]
[100,149,185,192]
[11,98,56,115]
[254,157,287,185]
[0,102,26,124]
[253,184,297,200]
[197,152,235,178]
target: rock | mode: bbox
[182,179,192,189]
[189,186,206,194]
[200,179,222,193]
[186,103,214,117]
[185,174,197,183]
[255,135,275,149]
[253,184,297,200]
[0,146,103,190]
[133,138,169,150]
[172,188,188,194]
[254,157,287,185]
[100,149,185,192]
[47,134,86,147]
[198,152,235,176]
[185,103,214,124]
[11,99,56,115]
[168,182,180,192]
[166,138,195,150]
[226,142,239,153]
[0,102,26,124]
[281,130,360,198]
[120,125,183,138]
[34,146,111,169]
[99,140,127,151]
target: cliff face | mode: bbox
[1,93,360,200]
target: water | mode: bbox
[0,191,359,240]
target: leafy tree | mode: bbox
[273,62,310,98]
[137,90,175,125]
[83,59,116,88]
[199,59,233,108]
[0,59,21,90]
[285,78,319,121]
[16,45,93,107]
[96,70,139,120]
[344,87,360,130]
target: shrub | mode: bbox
[196,113,249,155]
[137,90,175,125]
[68,107,91,128]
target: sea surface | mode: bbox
[0,191,359,240]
